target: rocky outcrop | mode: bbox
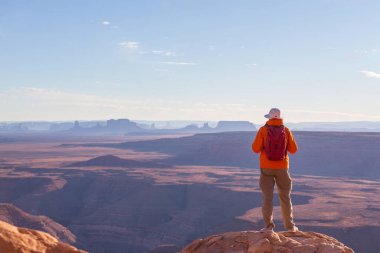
[0,203,76,244]
[180,230,354,253]
[0,220,87,253]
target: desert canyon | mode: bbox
[0,130,379,252]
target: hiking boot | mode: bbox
[287,226,299,232]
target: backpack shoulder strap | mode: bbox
[265,124,284,128]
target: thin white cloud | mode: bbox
[164,52,175,56]
[152,50,164,54]
[119,41,140,49]
[161,61,195,66]
[118,41,177,57]
[102,21,111,25]
[360,70,380,79]
[152,50,176,56]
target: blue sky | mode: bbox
[1,0,380,123]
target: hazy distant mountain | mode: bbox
[135,120,218,129]
[0,123,28,132]
[66,119,144,135]
[50,122,76,131]
[132,121,256,134]
[3,120,380,133]
[0,119,256,134]
[214,121,256,132]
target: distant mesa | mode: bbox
[180,230,354,253]
[214,121,256,132]
[4,119,380,133]
[0,123,28,132]
[173,121,256,133]
[107,119,142,132]
[179,124,202,132]
[64,119,256,135]
[0,220,86,253]
[0,203,76,244]
[0,118,256,134]
[67,155,167,168]
[72,120,82,130]
[66,119,143,134]
[201,122,212,131]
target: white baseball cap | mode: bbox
[264,108,281,119]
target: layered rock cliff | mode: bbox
[180,230,354,253]
[0,203,76,244]
[0,220,87,253]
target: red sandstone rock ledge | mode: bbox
[0,220,87,253]
[180,230,354,253]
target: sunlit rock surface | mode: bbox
[180,230,354,253]
[0,203,76,244]
[0,220,87,253]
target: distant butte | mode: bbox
[67,154,168,168]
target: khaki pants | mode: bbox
[260,168,295,229]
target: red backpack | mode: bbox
[264,124,287,161]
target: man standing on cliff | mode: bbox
[252,108,299,232]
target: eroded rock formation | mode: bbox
[181,230,354,253]
[0,220,87,253]
[0,203,76,244]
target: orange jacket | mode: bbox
[252,118,298,169]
